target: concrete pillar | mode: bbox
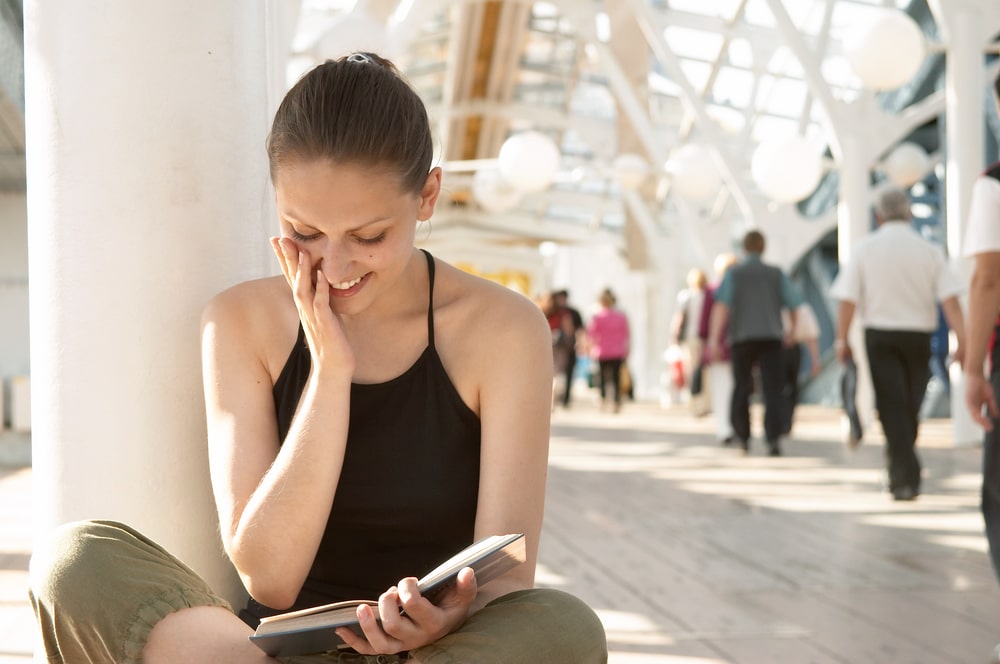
[25,1,271,601]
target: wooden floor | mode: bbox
[542,401,998,663]
[0,400,997,663]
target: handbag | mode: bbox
[620,364,633,397]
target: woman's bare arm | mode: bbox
[201,276,353,609]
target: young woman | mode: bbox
[29,53,607,663]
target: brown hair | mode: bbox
[266,53,434,195]
[742,230,765,254]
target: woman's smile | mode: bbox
[327,272,371,297]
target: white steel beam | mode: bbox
[624,0,755,222]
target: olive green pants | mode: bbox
[29,520,608,663]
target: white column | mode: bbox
[25,1,271,602]
[836,132,876,434]
[836,132,871,266]
[939,5,988,446]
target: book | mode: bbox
[249,532,526,657]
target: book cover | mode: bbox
[250,532,526,657]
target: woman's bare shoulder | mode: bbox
[203,275,290,323]
[431,260,550,352]
[201,276,297,361]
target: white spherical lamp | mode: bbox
[750,136,824,203]
[497,131,561,193]
[844,9,925,90]
[313,10,389,61]
[472,169,523,214]
[611,153,650,191]
[883,141,929,187]
[665,144,721,201]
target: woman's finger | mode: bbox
[270,237,295,287]
[987,391,1000,419]
[377,586,405,635]
[314,267,330,316]
[293,250,313,308]
[357,601,405,654]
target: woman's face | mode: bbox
[273,159,440,314]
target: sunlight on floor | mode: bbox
[599,609,678,647]
[937,472,983,491]
[926,534,989,555]
[534,564,569,587]
[862,511,984,532]
[609,655,728,664]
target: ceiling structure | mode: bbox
[286,0,977,274]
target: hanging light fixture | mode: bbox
[750,135,824,204]
[664,144,721,201]
[882,141,929,188]
[497,131,561,193]
[844,9,925,91]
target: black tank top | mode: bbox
[244,250,481,622]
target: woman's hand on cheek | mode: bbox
[335,570,477,655]
[270,236,354,376]
[270,236,299,288]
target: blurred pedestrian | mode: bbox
[961,72,1000,663]
[708,230,803,456]
[833,186,965,501]
[672,268,709,415]
[781,302,822,436]
[699,253,737,445]
[538,290,576,410]
[552,289,585,408]
[587,288,630,413]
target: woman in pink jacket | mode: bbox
[586,288,630,412]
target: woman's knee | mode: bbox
[29,519,141,614]
[531,588,607,657]
[489,588,607,662]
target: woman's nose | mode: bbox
[312,240,349,276]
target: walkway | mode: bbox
[0,401,997,662]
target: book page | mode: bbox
[257,599,377,627]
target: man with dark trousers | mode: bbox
[833,186,965,502]
[708,230,803,456]
[963,68,1000,664]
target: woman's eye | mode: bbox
[290,229,321,242]
[356,233,386,246]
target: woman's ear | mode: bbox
[417,167,443,221]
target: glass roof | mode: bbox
[289,0,940,250]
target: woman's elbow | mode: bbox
[228,542,303,610]
[244,578,299,611]
[971,270,1000,294]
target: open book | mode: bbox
[250,533,526,657]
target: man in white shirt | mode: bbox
[963,74,1000,606]
[832,186,965,501]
